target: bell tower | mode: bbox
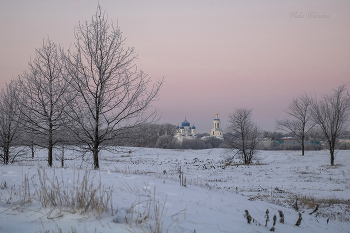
[210,113,223,137]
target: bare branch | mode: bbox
[275,93,315,155]
[62,5,163,169]
[310,84,350,165]
[0,80,23,164]
[17,39,72,167]
[225,109,261,165]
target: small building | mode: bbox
[276,137,321,147]
[277,137,299,146]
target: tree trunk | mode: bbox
[48,144,53,167]
[31,130,35,159]
[93,145,99,169]
[301,135,305,156]
[330,146,335,166]
[94,106,100,169]
[61,146,64,168]
[48,124,53,167]
[31,142,34,159]
[4,146,9,165]
[329,140,335,166]
[330,152,335,166]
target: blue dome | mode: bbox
[191,125,196,129]
[181,119,190,127]
[180,126,184,129]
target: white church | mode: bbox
[174,118,197,142]
[174,113,224,142]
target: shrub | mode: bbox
[181,139,207,150]
[155,135,179,149]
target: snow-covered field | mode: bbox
[1,148,349,233]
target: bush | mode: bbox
[203,137,224,149]
[155,135,179,149]
[181,138,207,150]
[338,143,350,150]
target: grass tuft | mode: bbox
[0,167,113,218]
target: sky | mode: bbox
[0,0,349,133]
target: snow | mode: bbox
[1,148,349,233]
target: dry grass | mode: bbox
[284,195,350,222]
[37,226,100,233]
[320,164,344,169]
[242,185,350,223]
[299,171,313,174]
[224,161,268,167]
[36,168,113,216]
[114,166,155,176]
[125,187,186,233]
[0,167,113,217]
[297,196,350,209]
[126,187,167,233]
[0,180,7,189]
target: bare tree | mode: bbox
[130,123,177,148]
[226,109,261,165]
[17,39,71,167]
[276,94,315,155]
[0,80,23,164]
[62,5,162,169]
[159,123,177,137]
[311,84,350,165]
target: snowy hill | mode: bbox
[0,148,349,232]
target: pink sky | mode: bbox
[1,0,349,133]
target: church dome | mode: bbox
[191,125,196,129]
[181,119,190,127]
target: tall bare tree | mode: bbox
[0,81,23,164]
[17,39,71,167]
[62,5,162,169]
[311,84,350,165]
[226,108,261,165]
[276,94,315,155]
